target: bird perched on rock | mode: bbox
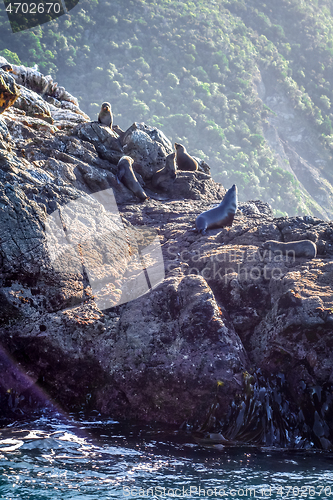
[0,64,13,72]
[98,102,113,127]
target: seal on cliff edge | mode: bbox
[175,143,198,171]
[151,152,177,190]
[98,102,113,128]
[196,184,238,235]
[262,239,317,259]
[117,156,148,201]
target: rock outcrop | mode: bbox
[1,59,333,448]
[0,66,20,114]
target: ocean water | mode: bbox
[0,413,332,500]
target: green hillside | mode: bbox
[1,0,333,217]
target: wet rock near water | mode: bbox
[1,60,333,447]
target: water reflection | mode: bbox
[0,414,332,499]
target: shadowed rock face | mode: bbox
[1,61,333,440]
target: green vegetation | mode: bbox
[1,0,333,215]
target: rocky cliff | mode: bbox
[255,68,333,221]
[1,60,333,449]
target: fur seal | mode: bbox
[0,64,13,72]
[262,239,317,259]
[98,102,113,128]
[117,156,148,201]
[151,152,177,190]
[196,184,238,235]
[174,143,198,171]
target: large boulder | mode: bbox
[73,121,123,164]
[96,273,248,422]
[121,122,173,178]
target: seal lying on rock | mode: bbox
[98,102,113,128]
[175,143,198,171]
[262,240,317,259]
[117,156,148,201]
[151,152,177,190]
[196,184,238,235]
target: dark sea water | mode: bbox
[0,413,332,500]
